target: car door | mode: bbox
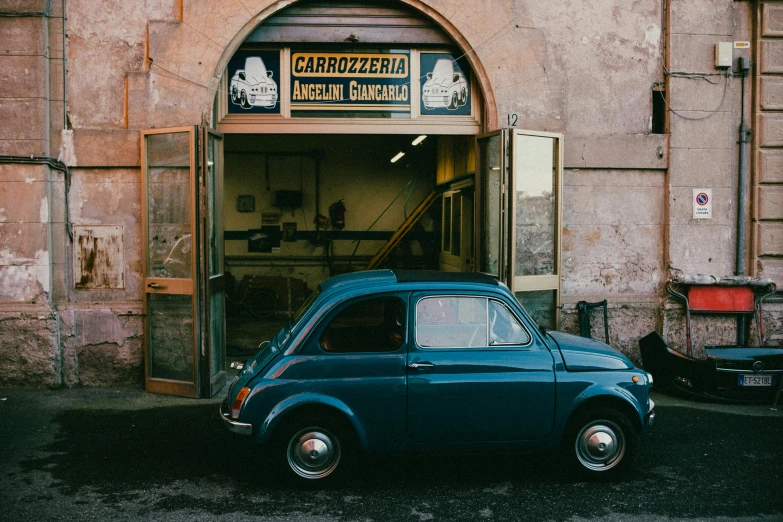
[406,293,555,443]
[289,293,409,449]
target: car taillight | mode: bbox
[231,387,251,419]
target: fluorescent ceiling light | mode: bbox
[390,151,405,163]
[411,135,427,146]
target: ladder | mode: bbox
[367,191,438,270]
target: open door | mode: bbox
[477,129,563,330]
[200,127,226,397]
[508,130,563,331]
[141,126,225,398]
[477,130,507,280]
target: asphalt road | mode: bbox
[0,388,781,522]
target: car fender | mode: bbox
[563,381,646,432]
[256,392,368,448]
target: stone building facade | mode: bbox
[0,0,781,391]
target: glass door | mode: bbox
[477,130,506,280]
[142,127,199,397]
[508,130,564,330]
[200,127,226,397]
[141,126,226,398]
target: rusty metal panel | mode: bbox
[73,225,125,289]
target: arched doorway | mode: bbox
[139,0,563,397]
[212,1,491,372]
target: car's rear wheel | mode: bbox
[277,416,351,484]
[231,86,238,104]
[565,407,638,477]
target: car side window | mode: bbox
[416,296,487,348]
[320,297,404,353]
[489,300,531,345]
[416,296,531,348]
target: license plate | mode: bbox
[738,374,776,386]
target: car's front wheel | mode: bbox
[448,91,458,109]
[565,407,638,477]
[278,416,350,483]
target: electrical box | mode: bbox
[715,42,732,68]
[275,190,303,209]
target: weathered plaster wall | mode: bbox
[667,0,747,277]
[1,0,780,387]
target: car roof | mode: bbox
[319,269,499,293]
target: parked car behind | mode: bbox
[221,270,655,483]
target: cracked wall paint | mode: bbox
[0,250,50,301]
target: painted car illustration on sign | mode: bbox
[220,270,655,484]
[230,57,278,109]
[422,58,468,110]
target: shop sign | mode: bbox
[420,53,471,116]
[227,50,281,114]
[290,51,411,113]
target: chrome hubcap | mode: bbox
[575,420,625,471]
[287,428,340,479]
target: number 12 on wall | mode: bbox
[507,114,518,127]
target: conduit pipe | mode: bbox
[736,57,751,344]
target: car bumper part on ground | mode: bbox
[646,399,656,427]
[219,402,253,436]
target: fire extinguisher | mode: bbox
[329,199,346,230]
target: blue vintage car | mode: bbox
[220,270,655,483]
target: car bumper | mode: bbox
[219,401,253,436]
[645,399,656,427]
[422,95,449,108]
[250,94,277,108]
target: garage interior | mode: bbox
[223,133,477,356]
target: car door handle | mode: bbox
[408,362,435,370]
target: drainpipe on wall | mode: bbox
[736,56,751,345]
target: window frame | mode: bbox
[413,294,533,350]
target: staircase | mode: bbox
[367,191,438,270]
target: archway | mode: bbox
[207,0,496,361]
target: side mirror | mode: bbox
[238,72,246,81]
[453,74,460,83]
[267,70,273,78]
[426,72,432,80]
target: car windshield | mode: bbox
[431,59,454,81]
[246,58,268,82]
[276,287,321,346]
[293,287,321,325]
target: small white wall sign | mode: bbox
[693,189,712,219]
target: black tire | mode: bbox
[275,415,351,485]
[240,89,250,109]
[459,87,467,105]
[231,86,238,104]
[564,407,638,478]
[448,91,458,110]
